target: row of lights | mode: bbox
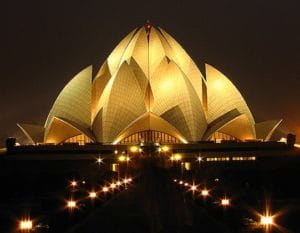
[115,149,256,164]
[114,145,170,155]
[173,179,230,206]
[206,157,230,162]
[19,176,134,231]
[118,155,130,162]
[206,156,256,162]
[170,154,182,161]
[158,145,170,153]
[171,155,256,163]
[114,145,143,155]
[117,146,171,162]
[173,178,275,230]
[67,177,133,210]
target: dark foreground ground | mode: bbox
[1,153,300,233]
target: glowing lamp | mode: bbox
[96,157,103,164]
[260,215,273,225]
[70,180,77,187]
[221,198,230,206]
[174,154,182,161]
[130,146,138,152]
[191,185,197,191]
[67,200,76,209]
[89,192,97,199]
[201,189,209,197]
[162,146,169,152]
[116,181,122,186]
[20,220,33,230]
[102,186,109,192]
[118,155,126,162]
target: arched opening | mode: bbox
[64,134,91,145]
[118,130,182,145]
[210,131,239,142]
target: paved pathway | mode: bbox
[68,158,230,233]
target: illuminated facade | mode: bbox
[18,23,282,145]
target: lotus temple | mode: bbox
[17,23,282,146]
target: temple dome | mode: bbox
[18,24,282,145]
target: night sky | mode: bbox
[1,0,299,145]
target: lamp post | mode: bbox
[221,198,230,207]
[89,191,97,199]
[67,199,77,212]
[19,219,33,232]
[96,156,103,167]
[190,183,197,200]
[196,154,202,168]
[70,180,77,188]
[201,189,209,197]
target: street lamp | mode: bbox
[96,156,103,165]
[190,183,198,199]
[256,199,277,232]
[70,180,77,188]
[102,186,109,192]
[19,219,33,231]
[130,146,138,153]
[221,198,230,207]
[127,177,133,183]
[110,183,116,189]
[259,214,275,233]
[116,181,122,186]
[118,155,126,162]
[196,156,203,168]
[201,189,209,197]
[162,145,169,152]
[89,191,97,199]
[260,215,273,225]
[174,154,182,161]
[67,199,77,210]
[123,178,129,184]
[190,185,197,191]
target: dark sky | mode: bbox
[1,0,300,144]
